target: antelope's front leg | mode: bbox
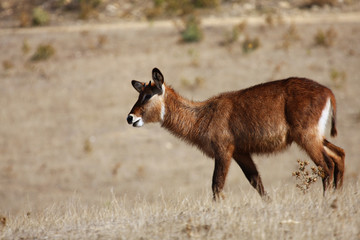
[212,154,232,201]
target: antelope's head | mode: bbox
[127,68,165,127]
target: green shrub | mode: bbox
[32,7,50,26]
[242,36,260,53]
[31,44,55,61]
[193,0,221,8]
[181,15,203,43]
[300,0,336,8]
[146,0,220,19]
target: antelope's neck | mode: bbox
[161,87,203,141]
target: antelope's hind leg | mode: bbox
[323,139,345,189]
[297,137,335,193]
[233,152,269,200]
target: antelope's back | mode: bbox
[224,78,330,153]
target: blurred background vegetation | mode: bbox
[0,0,358,28]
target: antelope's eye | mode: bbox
[144,94,152,101]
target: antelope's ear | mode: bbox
[132,80,145,93]
[152,68,164,90]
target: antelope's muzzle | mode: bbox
[126,114,144,127]
[127,115,133,124]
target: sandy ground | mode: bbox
[0,11,360,217]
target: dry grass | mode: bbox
[1,183,359,239]
[1,11,360,240]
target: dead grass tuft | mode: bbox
[187,48,200,67]
[83,136,96,153]
[22,40,31,55]
[330,68,347,89]
[79,0,102,19]
[219,21,247,47]
[96,34,107,48]
[281,23,301,50]
[314,27,337,47]
[292,159,324,194]
[0,216,6,227]
[2,60,14,71]
[19,11,31,27]
[181,76,205,89]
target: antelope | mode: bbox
[127,68,345,200]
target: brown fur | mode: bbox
[127,68,345,200]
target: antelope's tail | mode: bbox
[330,93,337,137]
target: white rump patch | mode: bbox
[318,98,331,137]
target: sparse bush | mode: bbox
[292,159,324,194]
[165,0,195,16]
[51,0,103,19]
[2,60,14,70]
[32,7,50,26]
[83,136,96,153]
[22,40,31,54]
[188,48,200,67]
[314,27,337,47]
[0,215,6,228]
[220,28,239,47]
[145,6,165,19]
[145,0,193,18]
[281,24,301,50]
[146,0,220,19]
[330,68,347,89]
[181,15,203,43]
[31,44,55,61]
[61,0,102,19]
[112,162,121,176]
[181,76,205,89]
[193,0,221,8]
[79,0,102,19]
[265,13,274,27]
[300,0,336,8]
[242,36,260,53]
[220,21,247,47]
[237,20,247,33]
[19,11,31,27]
[97,34,107,48]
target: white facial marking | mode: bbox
[318,98,331,137]
[133,118,144,127]
[129,114,144,127]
